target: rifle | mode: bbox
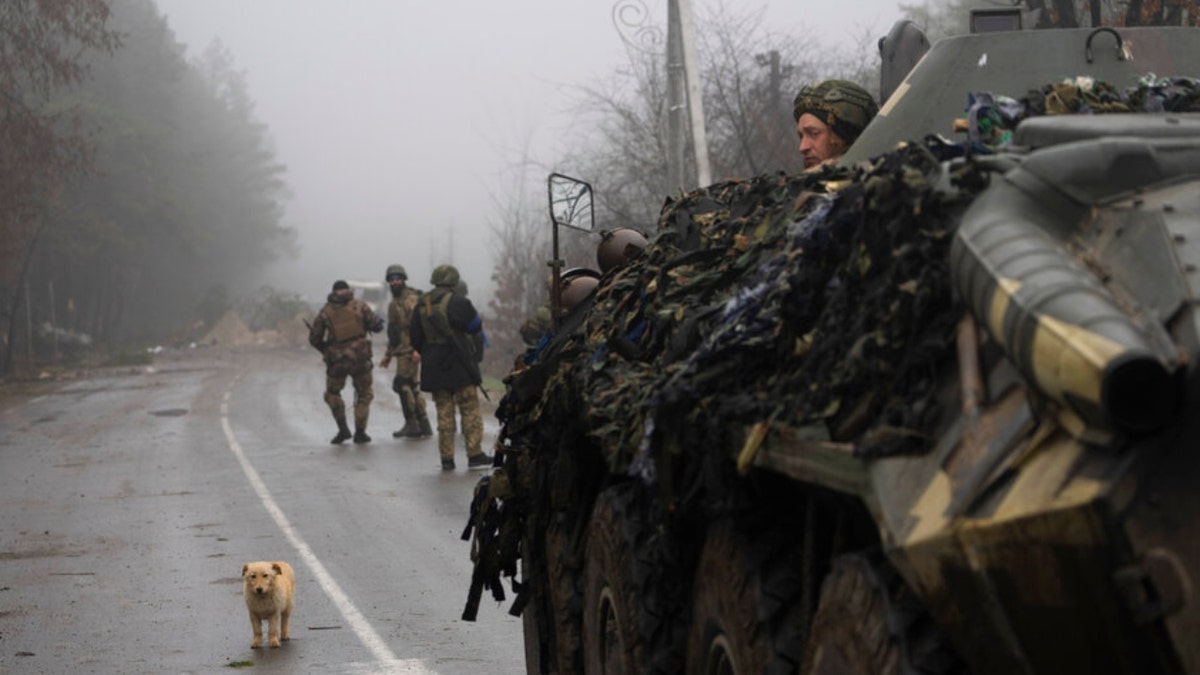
[425,291,490,400]
[449,331,491,401]
[303,317,328,353]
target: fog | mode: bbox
[152,0,907,306]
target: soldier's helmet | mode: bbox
[559,267,601,312]
[431,264,460,288]
[792,79,879,145]
[385,264,407,281]
[454,279,469,297]
[597,228,649,274]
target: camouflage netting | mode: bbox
[500,75,1200,474]
[461,77,1200,620]
[539,143,973,470]
[965,75,1200,146]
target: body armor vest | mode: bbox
[417,291,454,345]
[327,302,366,343]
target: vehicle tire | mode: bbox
[520,514,584,675]
[685,520,771,675]
[684,520,812,675]
[581,485,646,674]
[544,516,583,673]
[800,553,965,675]
[522,598,545,675]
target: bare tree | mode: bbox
[486,150,549,375]
[486,1,885,370]
[565,49,674,233]
[557,1,882,231]
[0,0,119,373]
[697,3,879,179]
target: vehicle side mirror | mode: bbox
[548,173,595,233]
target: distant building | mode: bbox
[346,279,388,314]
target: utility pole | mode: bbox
[677,0,710,188]
[665,0,711,193]
[614,0,710,193]
[666,0,686,193]
[766,50,781,117]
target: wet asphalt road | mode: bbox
[0,346,523,675]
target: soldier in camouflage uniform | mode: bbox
[309,279,385,444]
[792,79,879,170]
[379,264,432,438]
[410,264,492,471]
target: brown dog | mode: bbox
[241,561,295,648]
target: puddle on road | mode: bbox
[149,408,188,417]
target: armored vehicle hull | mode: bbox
[462,21,1200,675]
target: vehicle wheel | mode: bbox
[545,516,583,673]
[582,485,645,674]
[685,520,811,675]
[522,598,545,675]
[801,553,964,675]
[520,514,584,675]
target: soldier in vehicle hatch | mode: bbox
[792,79,879,170]
[379,264,433,439]
[410,264,492,471]
[309,279,385,444]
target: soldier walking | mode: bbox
[379,264,433,438]
[309,279,384,444]
[410,264,491,471]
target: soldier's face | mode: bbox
[797,113,846,170]
[387,277,405,291]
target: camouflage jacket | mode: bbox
[411,286,483,391]
[309,289,383,376]
[385,286,423,357]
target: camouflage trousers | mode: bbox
[431,386,482,461]
[324,369,374,429]
[391,353,428,423]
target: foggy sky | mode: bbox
[150,1,906,306]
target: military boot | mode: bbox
[393,396,419,438]
[353,408,371,444]
[331,422,352,445]
[416,410,433,438]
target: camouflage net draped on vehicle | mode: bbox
[461,77,1200,621]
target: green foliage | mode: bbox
[0,0,121,373]
[6,0,296,363]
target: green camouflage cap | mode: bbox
[792,79,879,144]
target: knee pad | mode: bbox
[393,374,416,394]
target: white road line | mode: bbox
[221,387,435,674]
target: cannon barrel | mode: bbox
[949,136,1200,433]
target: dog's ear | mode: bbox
[271,562,283,575]
[242,563,249,577]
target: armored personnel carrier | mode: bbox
[462,8,1200,674]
